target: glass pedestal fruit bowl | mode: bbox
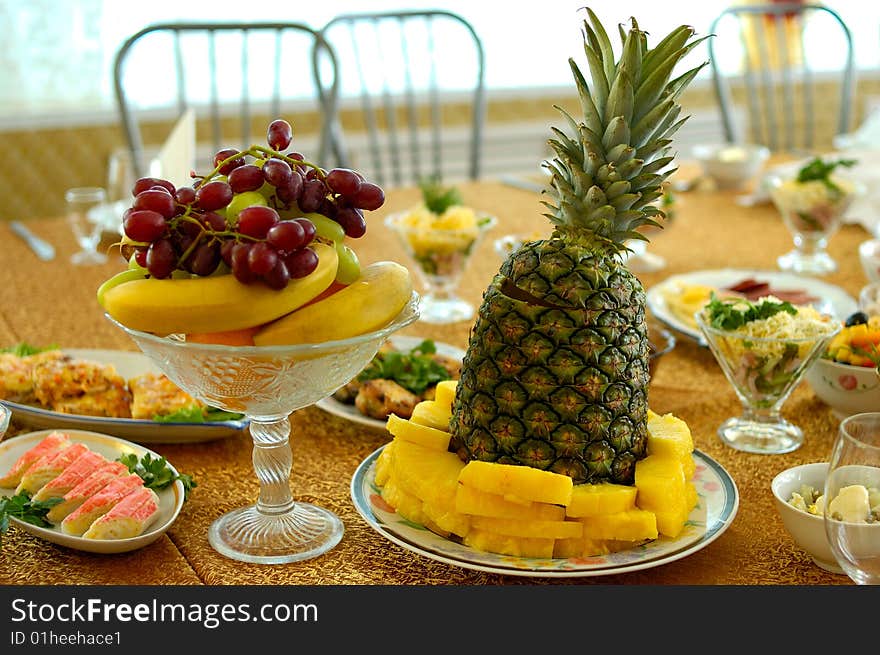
[106,292,418,564]
[696,308,840,454]
[385,211,496,324]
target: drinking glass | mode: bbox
[695,310,840,454]
[107,293,419,564]
[767,173,862,275]
[386,212,496,324]
[66,186,109,265]
[823,412,880,584]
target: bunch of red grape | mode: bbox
[121,118,385,289]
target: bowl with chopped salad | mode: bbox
[805,311,880,419]
[696,293,840,454]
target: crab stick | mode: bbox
[0,432,71,488]
[82,486,160,540]
[31,449,108,502]
[15,442,89,496]
[60,473,144,536]
[46,461,129,524]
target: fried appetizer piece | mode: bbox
[354,379,421,420]
[31,357,132,418]
[31,449,108,502]
[47,461,129,524]
[0,431,71,488]
[0,350,66,403]
[128,372,202,420]
[332,379,362,404]
[82,486,160,540]
[60,473,144,536]
[15,442,89,496]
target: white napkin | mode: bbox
[148,108,196,189]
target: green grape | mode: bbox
[305,212,345,242]
[335,241,361,285]
[226,191,268,223]
[171,269,192,279]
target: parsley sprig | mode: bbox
[118,453,196,500]
[0,342,57,357]
[0,492,62,545]
[419,177,463,215]
[796,157,857,195]
[706,292,797,330]
[357,339,452,395]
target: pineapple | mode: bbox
[410,400,452,431]
[469,516,583,539]
[387,413,451,451]
[434,380,458,408]
[449,9,705,485]
[455,484,566,521]
[577,508,659,541]
[566,482,637,517]
[391,439,470,537]
[464,529,556,559]
[458,460,574,505]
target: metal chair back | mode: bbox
[315,10,486,187]
[113,21,339,179]
[708,3,854,152]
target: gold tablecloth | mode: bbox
[0,176,867,585]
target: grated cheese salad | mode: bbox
[697,294,840,404]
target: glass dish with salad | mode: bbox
[695,294,840,454]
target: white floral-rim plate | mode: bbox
[351,446,739,577]
[0,429,185,554]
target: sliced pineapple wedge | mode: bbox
[457,460,573,506]
[566,482,638,518]
[464,528,555,559]
[386,413,451,451]
[455,484,565,521]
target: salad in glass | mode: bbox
[696,294,840,454]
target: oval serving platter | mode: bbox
[0,429,185,554]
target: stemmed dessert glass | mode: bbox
[386,212,496,324]
[695,311,840,454]
[823,412,880,585]
[767,173,862,275]
[107,293,418,564]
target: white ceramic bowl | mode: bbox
[805,358,880,420]
[692,143,770,190]
[771,462,844,573]
[858,239,880,284]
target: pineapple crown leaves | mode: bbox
[542,8,709,251]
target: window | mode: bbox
[0,0,876,128]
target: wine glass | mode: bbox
[823,412,880,584]
[695,310,840,454]
[767,173,862,275]
[385,211,496,324]
[107,293,419,564]
[66,186,109,265]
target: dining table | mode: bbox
[0,166,869,587]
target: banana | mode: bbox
[96,268,149,305]
[101,241,338,335]
[253,261,412,346]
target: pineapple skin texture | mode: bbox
[449,240,650,486]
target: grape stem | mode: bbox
[200,145,327,188]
